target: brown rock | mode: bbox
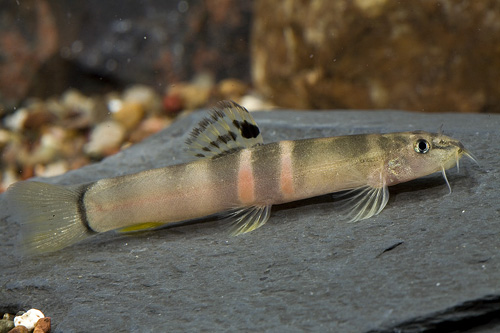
[33,317,50,333]
[0,0,58,109]
[217,79,249,101]
[252,0,500,112]
[0,319,14,333]
[7,325,28,333]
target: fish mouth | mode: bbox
[451,140,478,173]
[440,140,477,194]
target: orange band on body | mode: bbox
[237,149,255,204]
[279,141,295,198]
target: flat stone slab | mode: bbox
[1,109,499,332]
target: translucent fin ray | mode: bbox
[336,185,390,223]
[186,100,263,158]
[225,205,272,235]
[5,181,92,254]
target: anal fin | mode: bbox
[225,205,272,235]
[117,222,167,233]
[336,185,389,222]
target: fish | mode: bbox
[5,100,475,254]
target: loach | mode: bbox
[5,101,476,254]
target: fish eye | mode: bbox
[414,139,430,154]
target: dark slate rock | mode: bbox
[1,109,499,332]
[52,0,252,87]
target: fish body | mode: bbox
[5,101,474,253]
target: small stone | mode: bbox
[128,116,171,143]
[239,94,272,111]
[60,89,98,128]
[1,168,18,193]
[110,100,145,130]
[168,83,211,110]
[34,160,69,178]
[2,314,14,321]
[68,156,91,171]
[7,325,28,333]
[0,319,14,333]
[33,317,50,333]
[0,129,11,148]
[168,73,214,110]
[26,127,65,165]
[84,120,126,157]
[122,85,163,115]
[13,309,44,331]
[4,108,29,132]
[22,106,57,131]
[217,78,248,99]
[162,93,183,114]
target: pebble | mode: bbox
[128,116,172,143]
[123,85,163,115]
[1,168,18,193]
[217,78,248,100]
[0,81,272,193]
[163,93,183,114]
[0,319,14,333]
[14,309,44,331]
[22,105,56,131]
[60,89,98,126]
[34,160,69,178]
[239,93,273,111]
[168,83,211,110]
[4,108,29,131]
[84,120,126,157]
[7,325,28,333]
[2,314,14,321]
[33,317,50,333]
[110,99,145,130]
[0,129,11,149]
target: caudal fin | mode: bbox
[5,181,93,254]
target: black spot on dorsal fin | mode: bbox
[233,119,260,139]
[185,100,264,159]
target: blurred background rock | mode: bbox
[1,0,499,189]
[2,0,500,113]
[252,0,500,112]
[0,0,252,111]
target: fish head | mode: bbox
[384,131,473,185]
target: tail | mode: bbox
[5,181,94,254]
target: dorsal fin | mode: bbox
[186,100,263,158]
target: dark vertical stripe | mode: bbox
[78,185,96,233]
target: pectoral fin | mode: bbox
[226,205,272,235]
[337,185,389,222]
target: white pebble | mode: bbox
[4,108,28,131]
[14,308,44,330]
[84,120,126,156]
[239,94,272,111]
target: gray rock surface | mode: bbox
[1,109,498,332]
